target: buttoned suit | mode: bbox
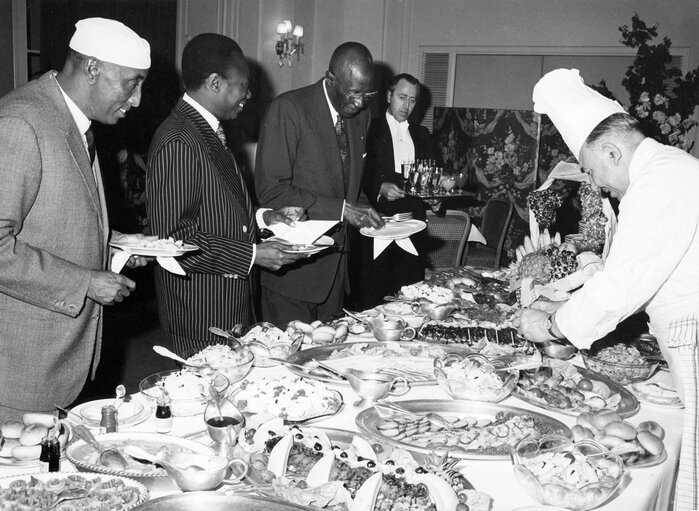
[255,80,370,323]
[147,99,256,356]
[0,72,107,420]
[351,115,436,309]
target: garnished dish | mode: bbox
[139,369,229,416]
[289,320,349,346]
[66,432,216,478]
[286,342,475,386]
[511,435,625,511]
[514,359,639,417]
[399,283,455,304]
[185,344,254,383]
[581,342,658,384]
[0,473,147,510]
[0,413,69,465]
[356,400,570,460]
[630,371,683,407]
[235,322,304,367]
[572,409,667,468]
[231,376,343,423]
[231,415,492,511]
[433,353,519,403]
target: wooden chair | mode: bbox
[463,196,514,268]
[425,210,471,273]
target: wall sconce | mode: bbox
[276,19,304,67]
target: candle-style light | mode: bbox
[275,20,304,67]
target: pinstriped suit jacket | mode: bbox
[147,99,256,349]
[0,72,106,418]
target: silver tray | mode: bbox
[133,492,311,510]
[356,399,571,460]
[286,341,475,386]
[512,365,640,418]
[626,447,668,469]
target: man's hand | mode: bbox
[343,202,384,229]
[530,299,564,314]
[263,207,306,227]
[87,271,136,305]
[513,308,555,343]
[380,182,406,201]
[254,241,307,271]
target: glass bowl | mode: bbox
[237,322,303,368]
[185,345,255,384]
[139,369,230,416]
[510,435,625,511]
[433,353,519,403]
[580,348,658,385]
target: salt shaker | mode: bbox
[155,393,172,433]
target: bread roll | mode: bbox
[637,430,664,456]
[597,434,626,449]
[604,421,637,441]
[12,444,41,460]
[22,412,57,428]
[637,420,665,441]
[19,424,48,446]
[0,421,24,439]
[590,410,622,430]
[0,438,20,457]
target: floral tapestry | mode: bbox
[537,114,573,185]
[433,107,540,264]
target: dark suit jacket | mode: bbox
[0,72,106,417]
[363,114,436,216]
[255,80,370,303]
[147,99,256,349]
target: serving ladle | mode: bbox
[71,424,128,470]
[124,445,205,474]
[209,326,269,352]
[113,384,126,410]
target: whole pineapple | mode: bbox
[517,250,553,284]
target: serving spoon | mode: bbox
[209,327,268,352]
[113,384,126,410]
[152,345,213,371]
[124,445,205,473]
[71,424,128,470]
[46,488,89,510]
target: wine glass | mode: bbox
[455,170,468,193]
[441,172,456,194]
[402,160,413,192]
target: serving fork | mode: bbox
[382,212,413,222]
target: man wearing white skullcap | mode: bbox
[517,68,699,511]
[0,17,154,422]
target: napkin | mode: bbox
[373,237,418,259]
[468,225,487,244]
[267,220,338,246]
[111,251,186,275]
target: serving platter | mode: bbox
[285,341,475,386]
[626,447,668,469]
[66,432,216,478]
[133,492,311,511]
[0,472,148,510]
[356,399,571,460]
[513,364,640,418]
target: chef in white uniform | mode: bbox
[516,68,699,511]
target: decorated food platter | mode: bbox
[229,416,491,511]
[356,400,571,460]
[132,492,311,511]
[513,360,639,418]
[285,341,476,386]
[0,472,148,510]
[66,432,216,478]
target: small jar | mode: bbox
[100,405,118,434]
[155,394,172,433]
[40,437,60,473]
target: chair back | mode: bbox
[425,210,471,272]
[480,196,514,264]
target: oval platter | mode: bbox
[133,491,311,510]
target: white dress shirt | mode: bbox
[55,74,92,170]
[386,111,415,174]
[556,137,699,347]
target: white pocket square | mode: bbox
[362,153,367,158]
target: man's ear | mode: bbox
[386,90,392,104]
[83,57,100,84]
[207,73,222,93]
[601,141,623,166]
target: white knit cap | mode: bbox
[533,68,625,159]
[69,17,150,69]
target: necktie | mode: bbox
[334,117,350,189]
[216,124,228,150]
[85,127,95,165]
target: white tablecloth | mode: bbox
[2,362,682,510]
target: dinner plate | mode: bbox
[66,432,216,478]
[110,239,199,257]
[280,235,335,254]
[285,341,476,386]
[356,400,571,460]
[73,398,150,428]
[0,472,148,510]
[360,219,426,240]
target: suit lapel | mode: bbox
[344,111,367,201]
[309,81,346,198]
[177,101,253,234]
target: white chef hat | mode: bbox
[69,17,150,70]
[533,68,625,160]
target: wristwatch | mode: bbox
[543,313,559,340]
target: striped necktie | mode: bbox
[85,127,95,165]
[216,124,228,150]
[335,117,350,189]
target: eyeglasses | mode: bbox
[327,72,377,102]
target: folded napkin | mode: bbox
[111,251,186,275]
[468,225,487,245]
[267,219,338,246]
[373,237,418,259]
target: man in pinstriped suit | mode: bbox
[147,34,304,357]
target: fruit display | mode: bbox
[577,181,607,251]
[0,413,68,463]
[527,188,562,228]
[573,410,666,466]
[234,416,492,511]
[511,229,578,284]
[289,320,349,346]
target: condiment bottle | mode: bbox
[40,436,60,473]
[155,393,172,433]
[100,404,118,433]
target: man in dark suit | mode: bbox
[255,42,383,325]
[352,74,437,309]
[147,34,304,356]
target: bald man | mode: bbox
[255,42,383,325]
[0,18,152,421]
